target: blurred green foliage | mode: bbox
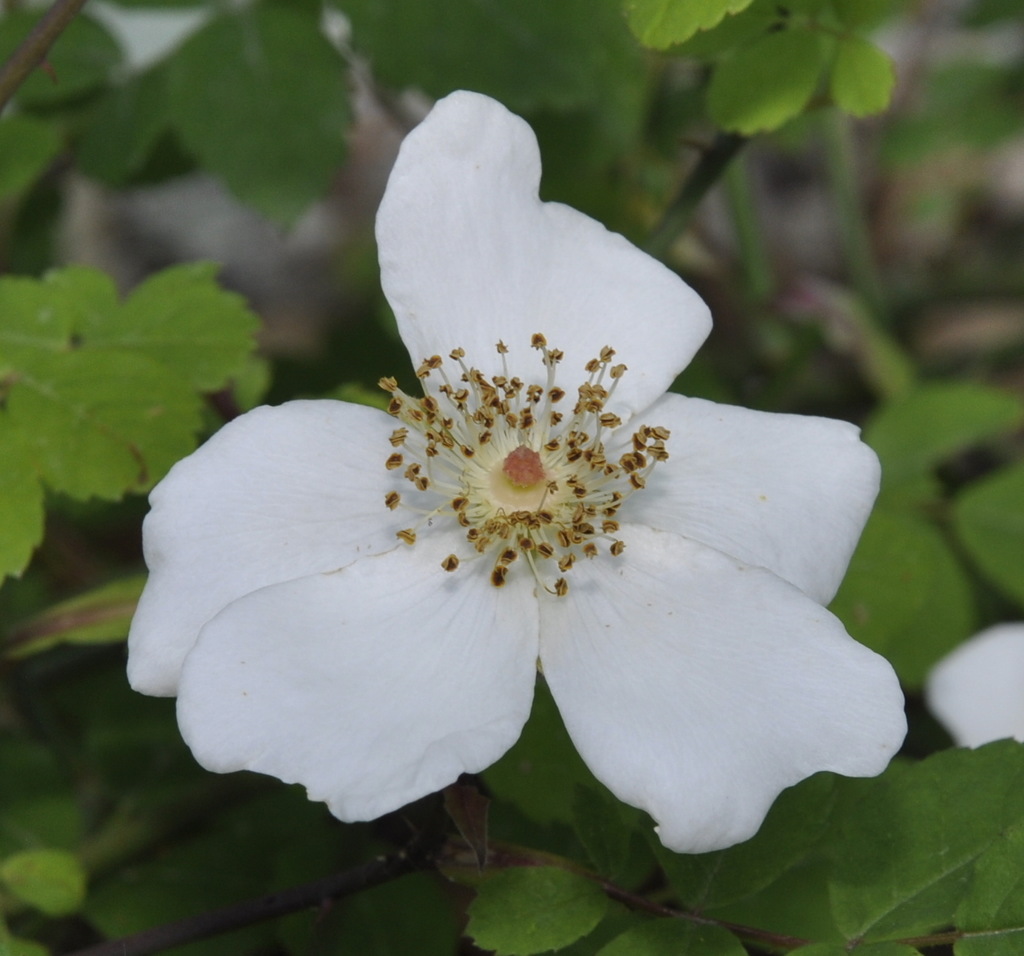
[0,0,1022,952]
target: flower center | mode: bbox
[503,445,545,487]
[378,335,669,596]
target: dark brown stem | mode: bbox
[67,848,430,956]
[0,0,92,114]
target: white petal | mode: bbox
[620,395,880,605]
[128,400,406,697]
[925,624,1024,748]
[539,526,905,854]
[376,90,711,419]
[177,530,539,821]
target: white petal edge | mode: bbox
[177,529,540,821]
[620,394,880,605]
[539,525,905,854]
[128,400,407,697]
[925,623,1024,748]
[376,90,711,420]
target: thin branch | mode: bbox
[67,848,431,956]
[0,0,92,114]
[645,131,747,262]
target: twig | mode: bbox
[0,0,92,114]
[67,849,431,956]
[645,131,747,262]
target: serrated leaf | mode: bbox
[72,263,259,390]
[954,462,1024,607]
[830,36,895,116]
[599,919,745,955]
[0,117,61,201]
[0,275,75,368]
[956,821,1024,955]
[467,867,608,955]
[9,349,200,500]
[829,742,1024,940]
[707,28,827,133]
[865,383,1024,502]
[0,11,122,108]
[5,575,146,660]
[0,850,86,917]
[830,508,974,689]
[167,6,349,224]
[624,0,755,49]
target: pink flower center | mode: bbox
[502,445,545,487]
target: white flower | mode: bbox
[127,91,905,854]
[926,623,1024,748]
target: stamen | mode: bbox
[378,337,669,596]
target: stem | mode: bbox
[724,152,775,301]
[67,848,431,956]
[821,111,886,320]
[646,131,747,262]
[0,0,92,114]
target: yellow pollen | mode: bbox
[503,445,546,487]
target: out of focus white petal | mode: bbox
[926,624,1024,747]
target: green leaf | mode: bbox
[313,874,460,956]
[167,6,349,224]
[71,263,259,390]
[0,428,45,581]
[572,785,635,879]
[956,821,1024,954]
[624,0,756,49]
[865,383,1024,502]
[831,0,897,28]
[796,945,921,956]
[0,117,61,201]
[829,36,895,117]
[655,772,836,910]
[0,849,86,917]
[830,508,974,689]
[76,66,169,185]
[707,28,827,133]
[344,0,645,144]
[667,4,779,61]
[483,679,595,824]
[954,462,1024,607]
[0,11,122,109]
[5,575,145,660]
[599,920,745,955]
[467,866,608,955]
[0,265,258,577]
[0,275,75,368]
[9,349,199,500]
[829,742,1024,940]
